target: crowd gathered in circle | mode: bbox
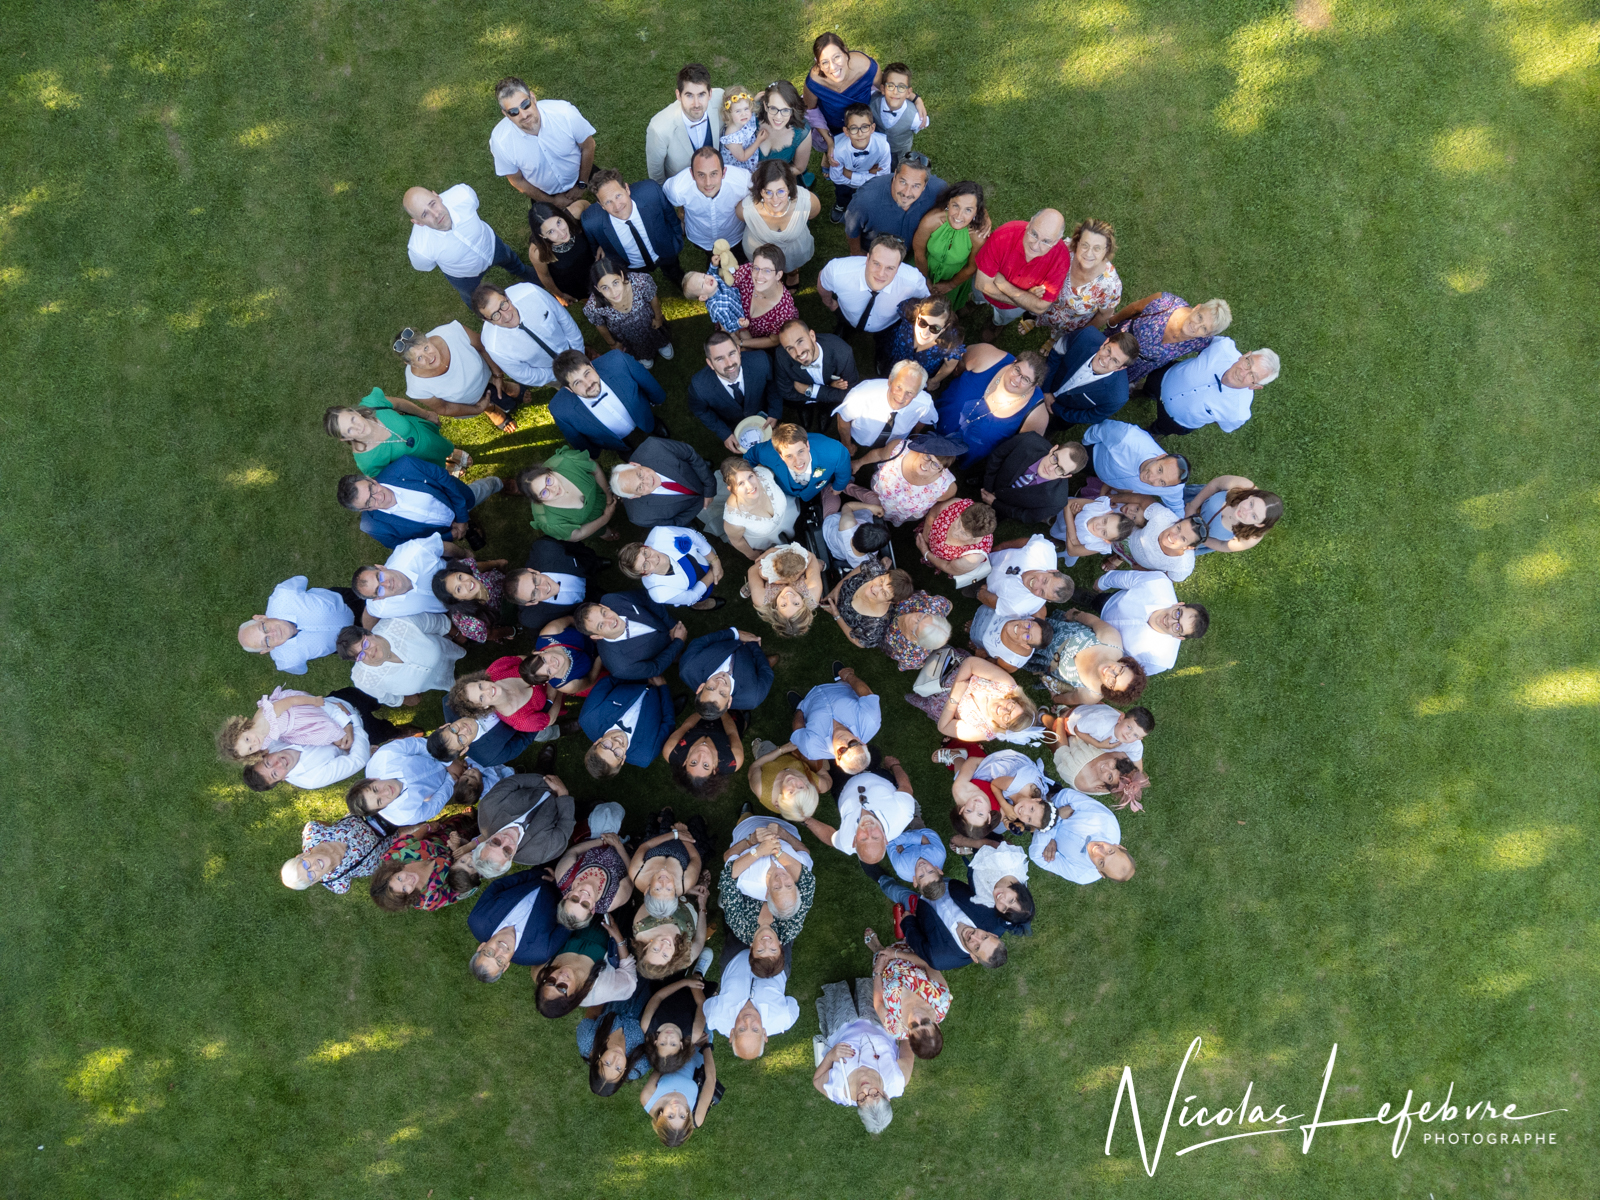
[228,37,1284,1145]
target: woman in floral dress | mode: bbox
[583,258,673,366]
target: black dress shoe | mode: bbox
[832,660,846,680]
[534,743,559,775]
[693,596,727,611]
[785,689,802,712]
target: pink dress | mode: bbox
[260,687,346,747]
[871,454,955,526]
[733,263,799,339]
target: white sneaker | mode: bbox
[694,948,714,976]
[659,344,675,360]
[639,358,655,369]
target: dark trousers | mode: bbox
[1147,397,1195,437]
[621,413,671,452]
[332,587,367,626]
[695,241,747,271]
[652,255,687,290]
[833,316,901,378]
[832,183,858,211]
[328,686,407,743]
[441,235,539,309]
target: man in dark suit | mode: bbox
[575,590,687,681]
[872,875,1007,972]
[577,676,675,778]
[980,432,1087,524]
[580,168,687,288]
[1042,326,1139,427]
[506,538,610,633]
[687,331,778,451]
[336,456,510,550]
[773,319,860,432]
[472,772,576,874]
[609,436,716,528]
[548,348,668,455]
[468,871,568,982]
[679,627,775,716]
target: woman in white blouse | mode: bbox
[715,458,799,559]
[394,323,517,430]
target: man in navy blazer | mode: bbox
[580,169,687,288]
[687,331,778,451]
[980,432,1087,524]
[744,423,853,503]
[872,874,1008,972]
[574,590,687,681]
[610,437,717,528]
[549,348,668,455]
[507,538,609,632]
[467,871,568,982]
[578,675,675,778]
[1042,326,1139,428]
[679,627,775,716]
[337,456,508,550]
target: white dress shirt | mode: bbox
[968,842,1031,906]
[816,257,929,332]
[729,815,812,899]
[406,183,497,277]
[641,526,714,605]
[929,891,974,949]
[794,682,882,762]
[488,101,595,194]
[831,378,936,448]
[263,576,355,675]
[830,773,915,856]
[607,207,660,270]
[1030,791,1122,884]
[1057,352,1112,393]
[986,533,1058,619]
[823,1018,905,1105]
[1098,571,1181,675]
[499,886,542,947]
[702,950,800,1039]
[580,380,637,438]
[821,510,876,569]
[1066,703,1144,761]
[662,166,752,250]
[827,131,891,186]
[540,572,585,605]
[478,282,585,388]
[363,736,456,825]
[282,697,371,788]
[1082,419,1185,515]
[365,534,449,620]
[1124,505,1195,583]
[404,321,490,407]
[1158,336,1255,432]
[606,687,648,741]
[351,614,466,707]
[382,485,454,528]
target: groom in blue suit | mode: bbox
[467,871,567,982]
[549,348,668,455]
[678,627,775,715]
[337,455,507,550]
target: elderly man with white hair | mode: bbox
[469,772,577,878]
[1029,789,1136,884]
[238,576,358,674]
[803,766,917,866]
[813,977,916,1134]
[403,182,540,309]
[831,361,937,463]
[1147,336,1280,436]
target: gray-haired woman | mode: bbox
[813,977,915,1135]
[393,321,517,430]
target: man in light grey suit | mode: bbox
[645,63,724,184]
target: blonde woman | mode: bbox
[743,542,823,638]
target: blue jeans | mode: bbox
[441,234,538,310]
[875,875,915,907]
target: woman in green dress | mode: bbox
[1024,608,1147,707]
[516,445,619,542]
[912,181,990,310]
[323,387,459,476]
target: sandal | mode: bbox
[931,747,969,767]
[484,405,517,433]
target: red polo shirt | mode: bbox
[974,220,1072,311]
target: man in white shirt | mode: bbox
[817,235,930,373]
[1119,506,1204,584]
[662,148,752,267]
[971,533,1074,648]
[1150,337,1280,436]
[403,182,538,309]
[644,63,724,184]
[353,534,449,623]
[348,736,509,829]
[338,614,466,708]
[703,948,801,1059]
[619,525,725,610]
[488,76,596,205]
[1094,570,1209,676]
[238,576,357,675]
[473,281,585,391]
[1029,791,1135,885]
[832,361,937,460]
[1081,419,1188,516]
[803,767,916,865]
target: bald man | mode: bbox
[404,182,538,309]
[1028,791,1136,884]
[972,208,1071,341]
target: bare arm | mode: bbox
[661,710,701,762]
[639,976,695,1027]
[384,395,442,423]
[1063,608,1123,649]
[1185,474,1254,516]
[721,710,745,770]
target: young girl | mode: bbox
[1056,495,1136,565]
[719,86,761,167]
[216,687,345,761]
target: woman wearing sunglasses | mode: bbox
[888,295,966,394]
[393,323,517,432]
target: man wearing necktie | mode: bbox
[621,525,725,611]
[581,169,688,288]
[687,331,779,450]
[474,281,585,391]
[609,437,718,528]
[817,235,930,376]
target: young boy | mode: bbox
[868,63,930,167]
[1055,495,1136,565]
[827,103,890,222]
[822,499,889,571]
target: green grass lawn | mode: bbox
[3,1,1597,1197]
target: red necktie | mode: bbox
[658,478,696,495]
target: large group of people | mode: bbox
[231,40,1284,1145]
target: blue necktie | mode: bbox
[673,535,705,587]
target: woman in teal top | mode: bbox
[324,388,457,475]
[756,82,815,187]
[522,445,617,542]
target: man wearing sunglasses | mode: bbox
[489,76,596,206]
[404,182,540,310]
[1093,569,1209,677]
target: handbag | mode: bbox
[912,647,956,697]
[950,551,991,590]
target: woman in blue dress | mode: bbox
[577,988,653,1097]
[1182,474,1283,556]
[804,34,881,186]
[521,616,604,701]
[933,343,1049,472]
